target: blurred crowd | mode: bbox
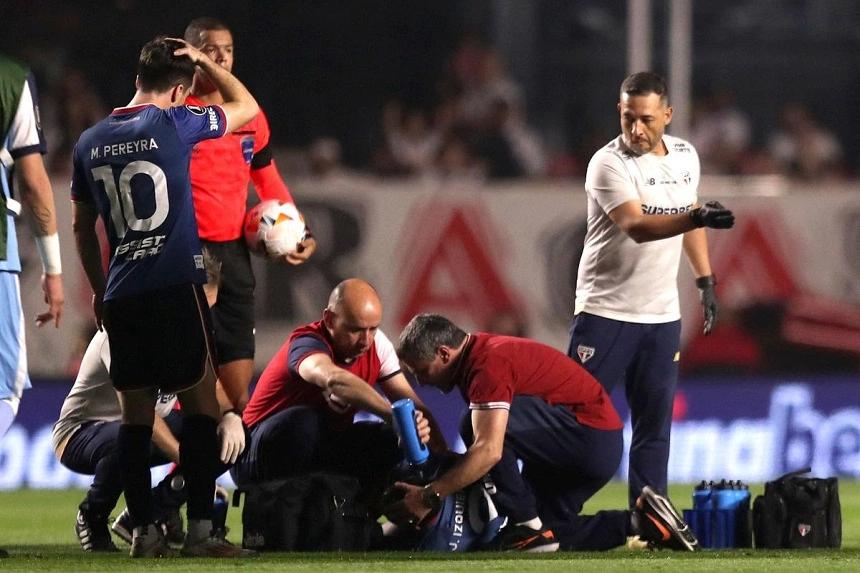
[689,91,846,180]
[37,36,848,183]
[369,35,546,181]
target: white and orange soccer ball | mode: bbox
[243,199,307,258]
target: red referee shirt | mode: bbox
[187,96,293,241]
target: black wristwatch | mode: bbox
[421,485,442,512]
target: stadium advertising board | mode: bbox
[23,176,860,378]
[1,377,857,489]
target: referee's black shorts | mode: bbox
[103,283,216,393]
[202,239,256,363]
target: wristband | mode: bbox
[695,275,716,289]
[35,233,62,275]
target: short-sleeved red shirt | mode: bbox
[455,333,623,431]
[242,321,400,431]
[187,97,291,241]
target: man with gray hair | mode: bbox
[388,313,698,552]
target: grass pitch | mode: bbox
[0,482,857,572]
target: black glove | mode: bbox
[696,275,718,335]
[689,201,735,229]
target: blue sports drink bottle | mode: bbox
[391,398,429,465]
[693,480,712,509]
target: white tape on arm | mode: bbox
[35,233,62,275]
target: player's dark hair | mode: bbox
[184,17,230,46]
[621,72,668,103]
[136,37,195,93]
[397,314,467,362]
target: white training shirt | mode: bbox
[575,134,700,323]
[51,329,177,455]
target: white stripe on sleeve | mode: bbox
[374,329,401,379]
[469,401,511,411]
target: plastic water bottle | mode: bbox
[688,481,713,547]
[391,398,429,465]
[711,480,731,508]
[693,480,712,509]
[731,481,751,509]
[732,481,752,548]
[688,479,752,549]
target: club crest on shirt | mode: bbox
[185,104,207,116]
[241,136,255,164]
[681,170,692,185]
[577,345,595,363]
[797,523,812,537]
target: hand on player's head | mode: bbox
[165,37,205,65]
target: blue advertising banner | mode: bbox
[413,377,860,483]
[2,377,858,489]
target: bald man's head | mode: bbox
[323,279,382,361]
[327,278,380,312]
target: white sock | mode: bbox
[186,519,213,543]
[516,517,543,530]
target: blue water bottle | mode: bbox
[693,480,712,509]
[713,480,735,510]
[711,480,733,548]
[391,398,429,465]
[688,480,713,547]
[732,481,752,548]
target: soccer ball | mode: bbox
[243,200,307,258]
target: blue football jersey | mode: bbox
[71,103,226,300]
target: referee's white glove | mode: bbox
[217,410,246,465]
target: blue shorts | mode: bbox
[0,271,30,401]
[567,312,681,506]
[567,313,681,396]
[103,283,215,393]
